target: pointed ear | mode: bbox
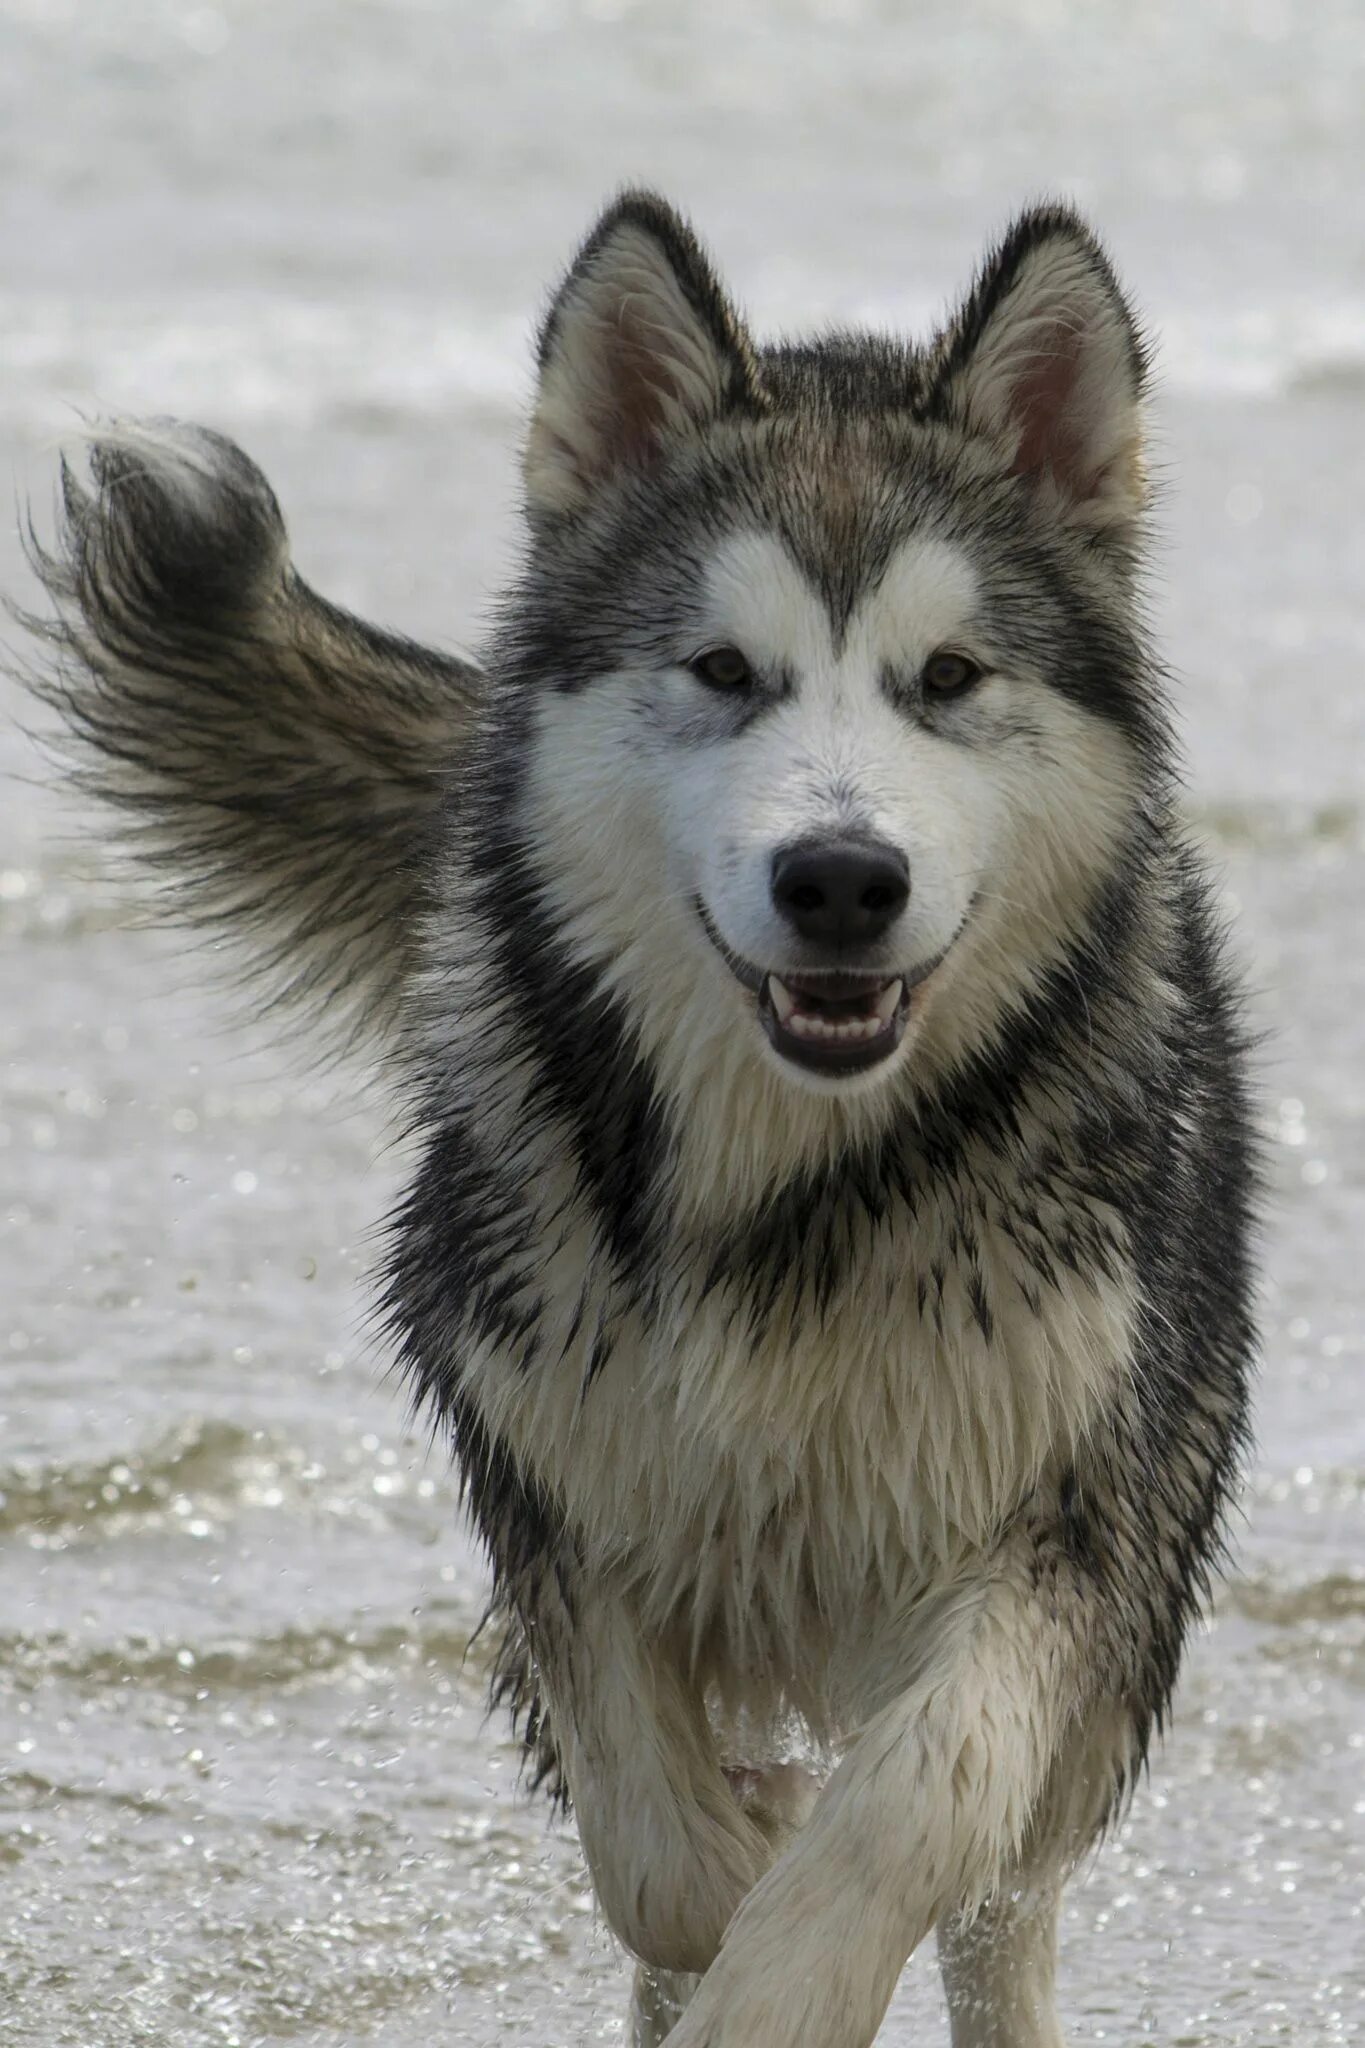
[929,208,1148,538]
[524,191,764,519]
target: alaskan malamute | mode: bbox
[23,192,1256,2047]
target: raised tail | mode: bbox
[20,419,482,1055]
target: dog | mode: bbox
[22,192,1256,2047]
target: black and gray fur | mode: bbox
[22,423,480,1050]
[16,195,1256,2048]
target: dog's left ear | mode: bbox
[929,207,1148,538]
[524,190,764,520]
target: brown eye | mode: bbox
[922,650,984,696]
[690,646,754,691]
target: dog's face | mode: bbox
[504,195,1153,1131]
[657,519,998,1087]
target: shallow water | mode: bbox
[1,3,1362,2042]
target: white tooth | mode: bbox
[874,979,904,1024]
[769,976,797,1025]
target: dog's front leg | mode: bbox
[665,1551,1095,2048]
[937,1885,1066,2048]
[630,1963,702,2048]
[542,1589,772,1976]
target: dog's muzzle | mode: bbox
[696,903,948,1078]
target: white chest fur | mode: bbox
[456,1138,1136,1723]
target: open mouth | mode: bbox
[759,970,910,1073]
[696,904,946,1077]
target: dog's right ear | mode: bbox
[524,191,764,520]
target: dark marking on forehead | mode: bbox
[735,416,950,646]
[745,339,945,640]
[760,332,934,418]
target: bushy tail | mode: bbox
[19,420,482,1054]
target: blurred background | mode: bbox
[1,2,1362,2042]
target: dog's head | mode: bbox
[491,193,1156,1171]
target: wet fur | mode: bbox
[21,421,481,1052]
[17,195,1256,2046]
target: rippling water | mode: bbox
[2,3,1363,2042]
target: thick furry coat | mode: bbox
[21,195,1255,2048]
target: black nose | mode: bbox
[770,838,910,947]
